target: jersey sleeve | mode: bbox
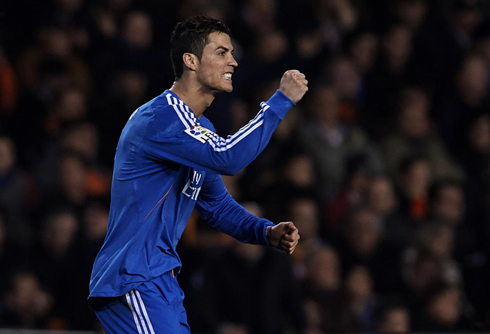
[144,90,295,176]
[195,172,274,245]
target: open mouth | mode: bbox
[223,72,233,81]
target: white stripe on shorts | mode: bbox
[135,290,155,334]
[130,290,149,334]
[126,292,143,334]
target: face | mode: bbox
[434,185,465,224]
[378,307,411,333]
[368,177,397,215]
[290,199,319,240]
[345,265,372,298]
[428,287,462,325]
[195,32,238,94]
[285,155,315,187]
[348,210,381,256]
[311,86,338,124]
[308,248,340,291]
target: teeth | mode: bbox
[223,73,232,80]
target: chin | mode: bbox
[219,84,233,93]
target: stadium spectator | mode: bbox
[376,302,411,333]
[382,87,464,181]
[0,271,53,328]
[298,84,382,199]
[395,156,432,222]
[0,136,32,246]
[413,283,465,331]
[322,264,376,332]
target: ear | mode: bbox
[182,53,199,72]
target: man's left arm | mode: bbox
[195,173,300,253]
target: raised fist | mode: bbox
[279,70,309,103]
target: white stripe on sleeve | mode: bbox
[167,94,190,128]
[208,102,269,151]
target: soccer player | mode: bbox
[89,15,308,333]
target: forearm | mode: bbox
[197,195,274,245]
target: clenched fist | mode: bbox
[279,70,309,103]
[267,222,300,255]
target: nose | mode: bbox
[229,54,238,68]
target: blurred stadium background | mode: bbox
[1,0,490,332]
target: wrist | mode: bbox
[266,226,272,245]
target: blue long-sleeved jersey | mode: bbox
[89,89,295,298]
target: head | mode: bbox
[408,252,443,293]
[255,30,288,63]
[416,222,454,259]
[308,85,339,125]
[397,88,431,138]
[170,15,237,92]
[382,24,412,71]
[0,136,16,175]
[59,153,87,204]
[327,57,360,99]
[345,265,373,300]
[289,197,320,242]
[452,0,482,34]
[345,154,371,192]
[55,86,87,121]
[61,122,99,160]
[42,208,78,256]
[467,113,490,154]
[6,271,53,321]
[425,284,462,326]
[39,26,71,58]
[346,30,378,73]
[84,201,109,241]
[306,246,341,292]
[457,55,488,105]
[283,154,316,188]
[429,180,465,225]
[367,175,398,216]
[396,0,428,30]
[398,156,432,197]
[376,304,411,333]
[122,11,153,48]
[346,208,383,257]
[116,69,148,103]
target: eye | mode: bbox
[218,51,225,56]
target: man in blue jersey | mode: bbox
[89,15,308,333]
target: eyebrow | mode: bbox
[216,46,235,53]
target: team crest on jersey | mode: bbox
[184,125,216,143]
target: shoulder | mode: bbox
[154,92,201,127]
[145,92,201,139]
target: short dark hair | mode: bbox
[170,15,230,80]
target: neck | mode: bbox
[170,78,215,118]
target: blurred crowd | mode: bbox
[1,0,490,332]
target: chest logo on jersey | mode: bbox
[184,125,216,143]
[182,171,202,200]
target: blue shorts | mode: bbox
[91,270,190,333]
